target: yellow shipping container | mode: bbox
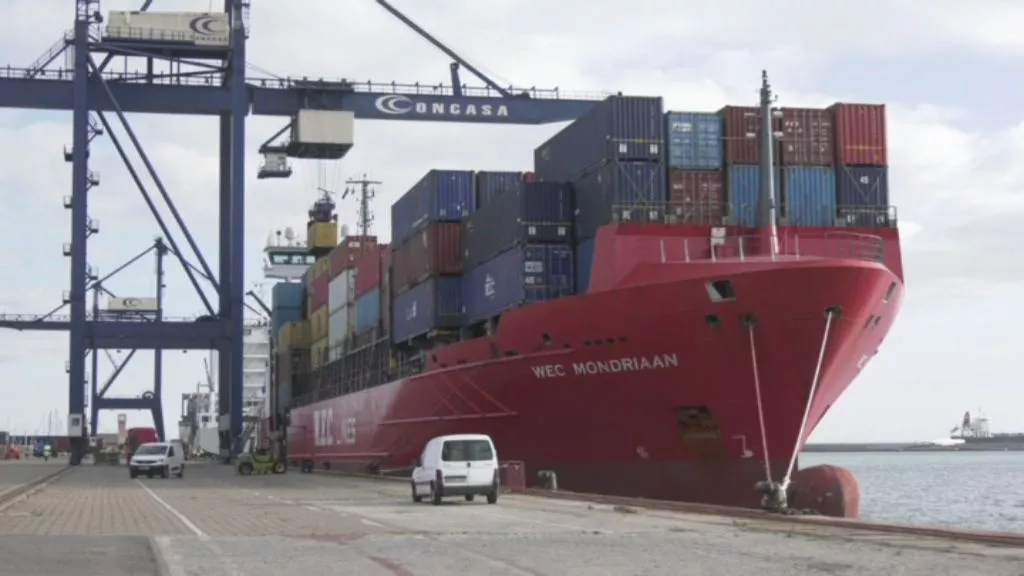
[311,337,329,369]
[277,320,310,351]
[307,221,338,254]
[309,305,329,342]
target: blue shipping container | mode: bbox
[727,165,782,227]
[476,171,523,208]
[355,289,381,334]
[271,282,305,311]
[782,166,837,227]
[534,96,664,181]
[575,238,596,294]
[836,166,890,227]
[665,111,723,170]
[271,306,303,342]
[462,181,574,269]
[574,161,668,241]
[390,276,462,342]
[461,244,574,326]
[391,169,476,244]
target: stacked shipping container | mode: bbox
[665,111,726,225]
[390,170,473,342]
[460,182,575,325]
[270,282,304,338]
[830,103,890,226]
[352,244,388,345]
[778,108,837,227]
[535,96,666,243]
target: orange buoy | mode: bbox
[788,464,860,518]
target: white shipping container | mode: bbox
[328,269,354,313]
[294,110,355,146]
[328,306,350,356]
[105,11,230,46]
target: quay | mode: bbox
[0,461,1021,575]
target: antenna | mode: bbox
[757,69,783,258]
[342,174,382,237]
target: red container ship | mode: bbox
[268,73,904,518]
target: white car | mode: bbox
[411,434,499,505]
[129,441,185,479]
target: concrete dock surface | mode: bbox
[0,462,1021,576]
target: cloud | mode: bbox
[0,0,1020,441]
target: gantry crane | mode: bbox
[0,0,618,465]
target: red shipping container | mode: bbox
[720,106,781,165]
[328,235,378,279]
[522,171,538,183]
[780,108,833,166]
[310,274,329,310]
[830,103,887,167]
[668,170,726,225]
[353,244,388,299]
[391,222,462,294]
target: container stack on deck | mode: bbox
[664,111,726,226]
[272,95,894,409]
[461,175,575,330]
[327,236,378,361]
[720,105,782,227]
[389,169,474,343]
[778,107,836,227]
[830,103,890,227]
[534,96,667,294]
[304,257,331,369]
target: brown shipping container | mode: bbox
[668,170,726,225]
[310,275,329,311]
[720,106,781,165]
[830,103,887,166]
[328,235,378,279]
[780,108,833,166]
[353,244,387,299]
[391,222,462,294]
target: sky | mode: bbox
[0,0,1021,443]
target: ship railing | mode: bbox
[658,231,886,265]
[611,202,897,229]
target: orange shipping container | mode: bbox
[391,222,462,295]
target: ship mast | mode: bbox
[342,174,382,237]
[757,70,781,258]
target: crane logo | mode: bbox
[376,95,414,115]
[188,15,228,37]
[373,94,510,118]
[122,298,142,309]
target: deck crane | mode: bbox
[0,0,620,465]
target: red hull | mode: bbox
[285,223,904,511]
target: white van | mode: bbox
[411,434,499,505]
[129,441,185,479]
